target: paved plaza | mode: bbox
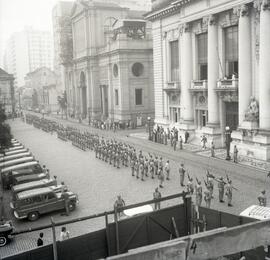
[1,118,270,257]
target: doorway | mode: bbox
[225,102,238,130]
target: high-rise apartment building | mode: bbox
[4,27,53,88]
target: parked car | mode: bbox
[11,178,58,195]
[0,156,34,169]
[0,152,32,163]
[1,161,43,189]
[4,145,24,152]
[13,173,49,186]
[0,221,13,247]
[11,187,78,221]
[2,149,28,157]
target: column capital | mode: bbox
[254,0,270,12]
[179,23,191,35]
[203,14,217,26]
[233,4,250,17]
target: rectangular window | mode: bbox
[170,40,179,82]
[197,33,208,80]
[115,89,119,106]
[135,89,142,105]
[225,26,238,78]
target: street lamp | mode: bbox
[225,126,232,161]
[147,116,151,141]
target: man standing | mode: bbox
[130,158,135,176]
[165,160,170,180]
[114,195,125,220]
[258,190,267,207]
[179,163,186,187]
[204,189,212,208]
[211,141,215,157]
[233,145,238,163]
[184,131,189,143]
[172,136,177,151]
[195,179,202,207]
[218,177,225,203]
[153,188,161,210]
[150,159,155,179]
[179,136,183,150]
[154,157,159,175]
[158,168,165,188]
[187,176,194,195]
[225,180,233,207]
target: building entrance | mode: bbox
[225,102,238,130]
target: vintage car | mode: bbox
[4,145,24,152]
[1,161,43,189]
[11,187,78,221]
[0,221,13,247]
[0,156,34,169]
[13,173,49,186]
[11,178,57,194]
[0,152,32,163]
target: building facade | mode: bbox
[64,0,154,125]
[4,27,54,88]
[52,1,74,93]
[146,0,270,161]
[0,68,15,114]
[24,67,59,113]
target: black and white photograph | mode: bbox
[0,0,270,259]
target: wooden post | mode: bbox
[51,217,58,260]
[114,208,120,255]
[105,212,111,257]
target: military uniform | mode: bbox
[135,161,140,179]
[195,183,202,207]
[204,190,211,208]
[130,159,135,176]
[153,188,161,210]
[164,161,170,180]
[258,191,267,207]
[225,181,233,207]
[187,179,194,194]
[179,164,185,186]
[218,178,225,202]
[158,168,165,188]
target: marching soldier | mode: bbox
[154,157,159,175]
[179,163,186,187]
[150,159,155,179]
[218,177,225,203]
[113,150,116,167]
[114,195,125,220]
[159,157,163,171]
[153,188,161,210]
[130,158,135,176]
[158,167,165,188]
[225,179,233,207]
[206,171,214,198]
[144,158,149,177]
[139,161,145,181]
[179,136,183,150]
[164,160,170,180]
[258,190,267,207]
[195,179,203,207]
[135,160,140,179]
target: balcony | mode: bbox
[163,81,180,93]
[216,78,238,91]
[190,80,208,91]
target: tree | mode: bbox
[0,104,12,153]
[58,91,67,119]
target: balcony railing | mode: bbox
[190,80,208,91]
[163,81,181,92]
[216,78,238,91]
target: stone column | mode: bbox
[180,23,194,123]
[235,4,252,125]
[259,1,270,129]
[207,15,220,126]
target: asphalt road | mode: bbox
[1,118,269,258]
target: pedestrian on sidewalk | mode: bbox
[211,141,215,157]
[37,232,44,247]
[153,188,161,210]
[258,190,267,207]
[179,163,186,187]
[60,227,70,241]
[233,145,238,163]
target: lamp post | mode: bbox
[147,116,151,141]
[225,126,232,161]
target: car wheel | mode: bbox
[0,236,7,247]
[28,211,39,221]
[68,202,76,212]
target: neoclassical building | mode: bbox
[145,0,270,161]
[65,0,154,126]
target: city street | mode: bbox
[1,117,269,257]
